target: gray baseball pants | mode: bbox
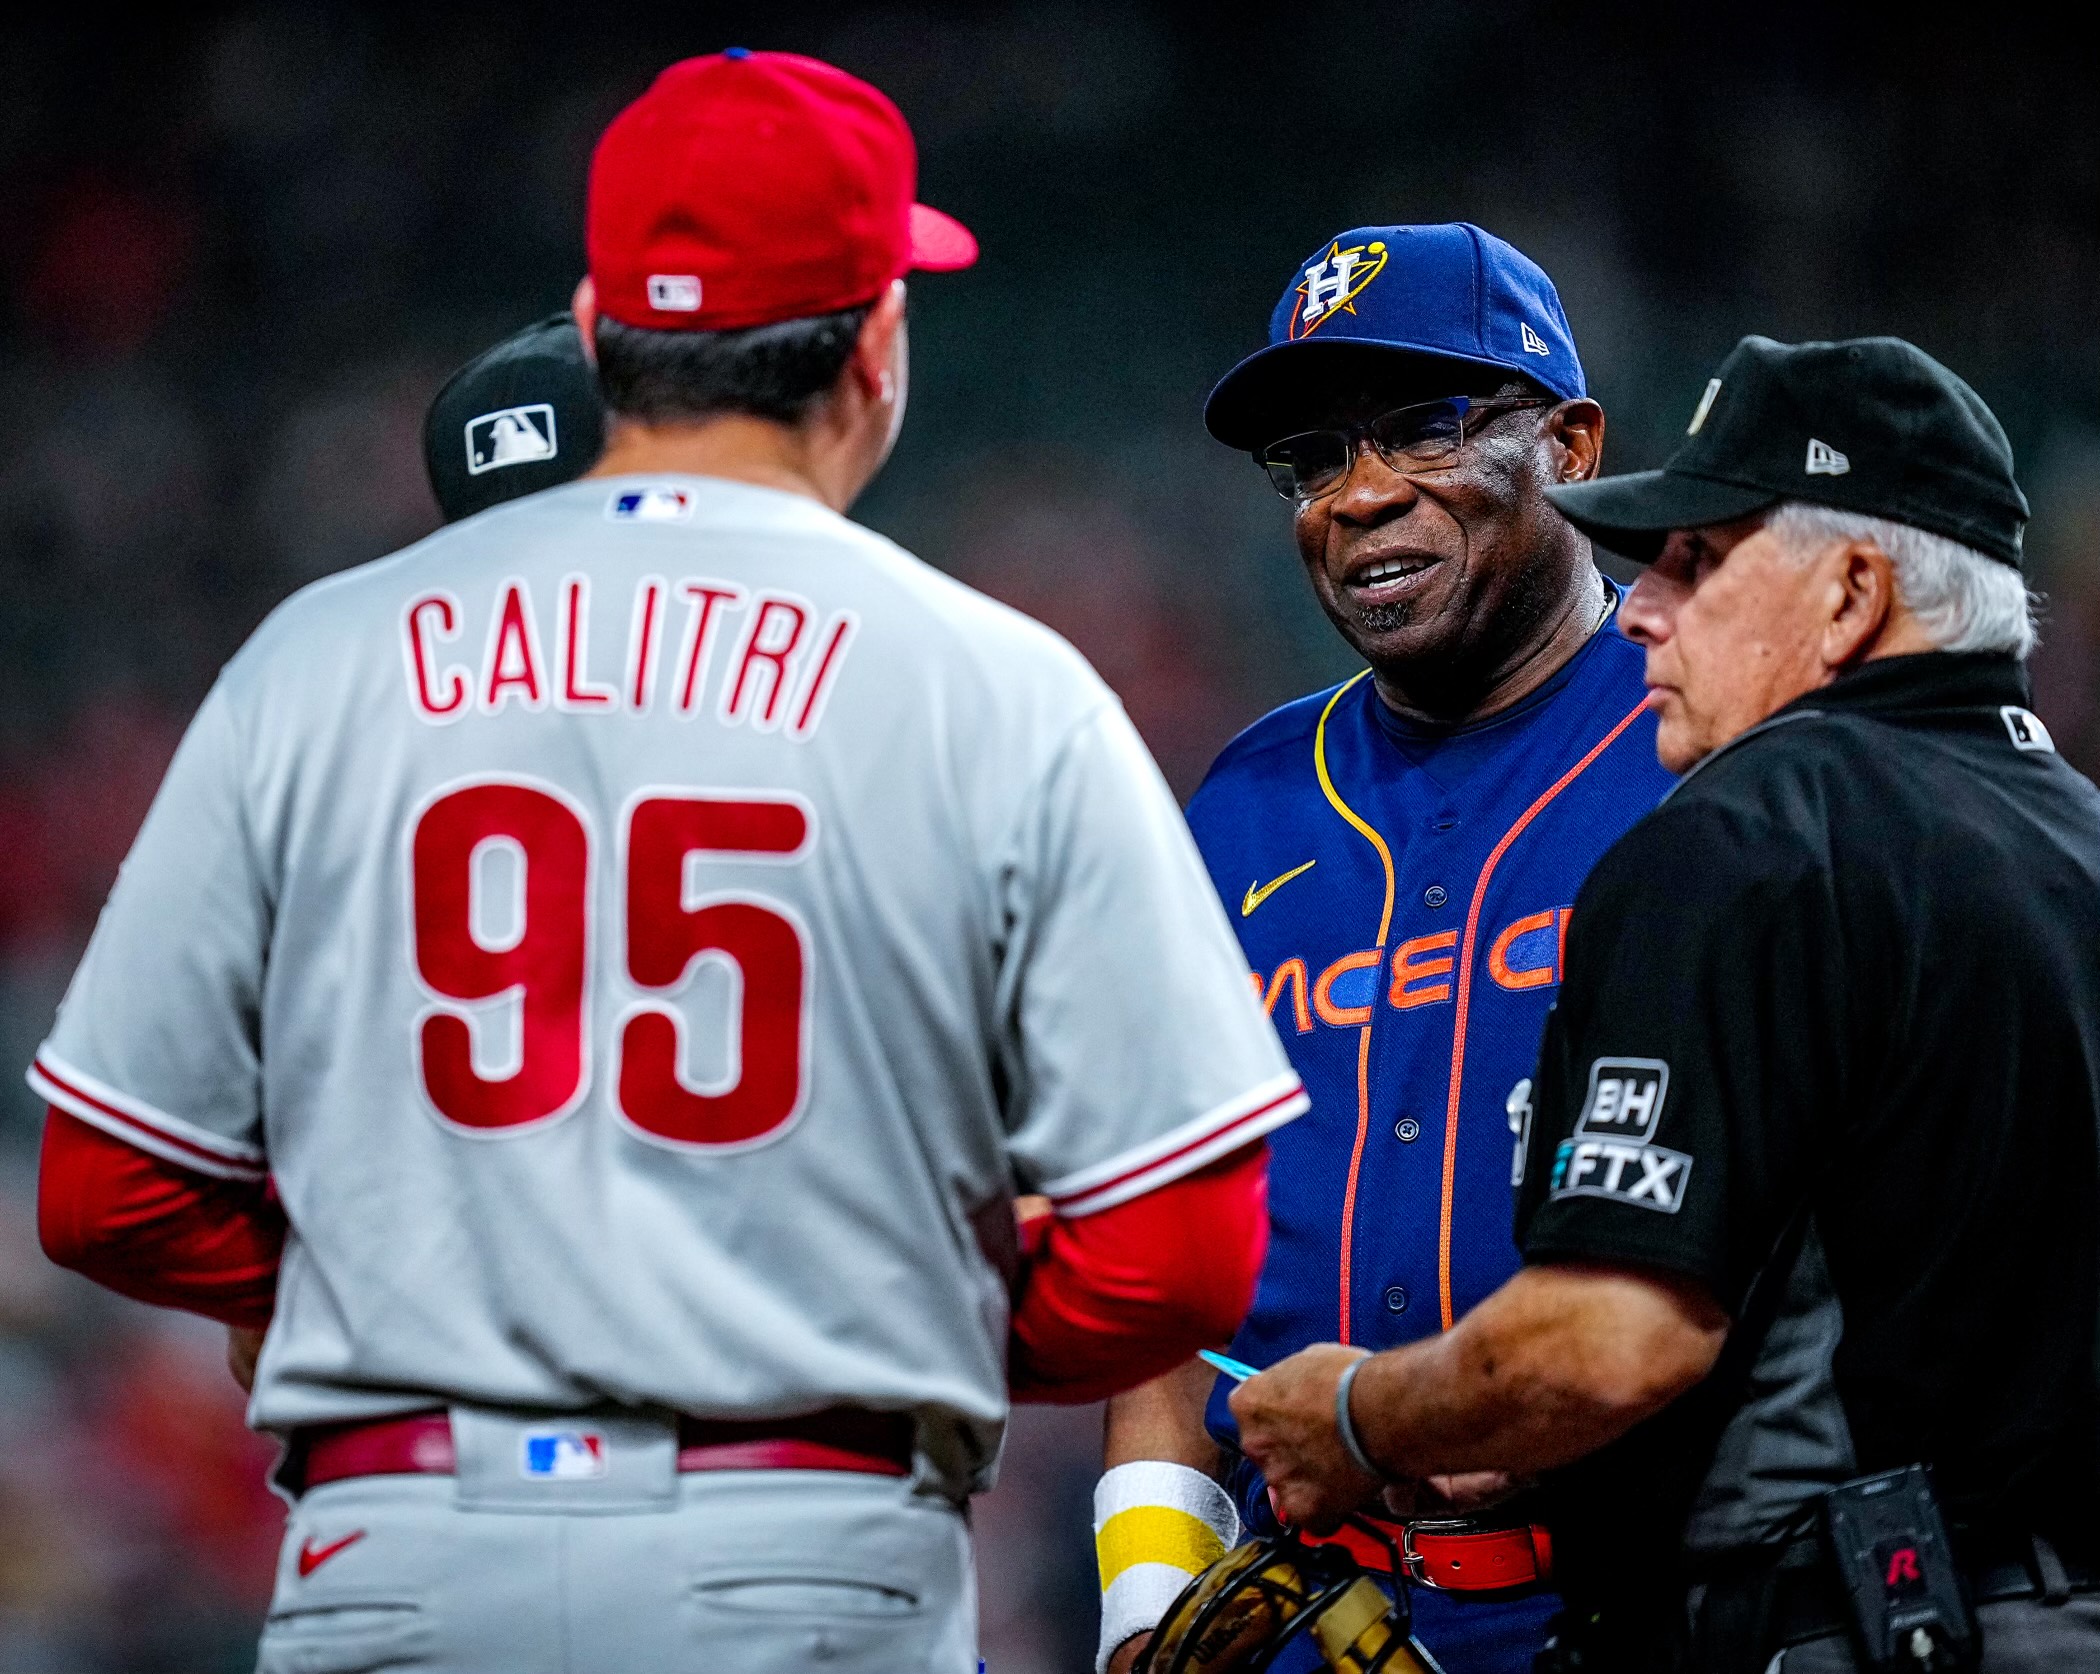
[255,1411,976,1674]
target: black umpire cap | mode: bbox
[423,313,605,523]
[1546,334,2030,569]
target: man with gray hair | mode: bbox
[1224,336,2100,1672]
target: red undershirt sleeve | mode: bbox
[1008,1141,1269,1405]
[38,1107,284,1331]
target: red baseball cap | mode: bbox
[588,49,978,333]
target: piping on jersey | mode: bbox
[1313,671,1394,1344]
[1435,695,1653,1329]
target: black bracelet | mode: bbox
[1334,1355,1387,1481]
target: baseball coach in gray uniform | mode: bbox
[1225,337,2100,1674]
[32,50,1305,1674]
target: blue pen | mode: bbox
[1198,1349,1261,1383]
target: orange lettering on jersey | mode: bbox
[625,577,666,712]
[787,611,857,740]
[724,595,811,729]
[674,582,747,716]
[404,592,470,722]
[1487,911,1559,991]
[1261,958,1314,1033]
[1389,931,1458,1010]
[1313,950,1381,1028]
[481,581,547,713]
[557,576,618,710]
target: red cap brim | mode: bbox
[909,203,979,272]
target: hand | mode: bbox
[1228,1343,1382,1531]
[1425,1471,1528,1514]
[227,1326,265,1392]
[1106,1631,1150,1674]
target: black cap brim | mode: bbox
[1205,338,1539,451]
[1543,469,1779,563]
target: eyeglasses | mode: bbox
[1256,397,1546,503]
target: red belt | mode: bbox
[1309,1515,1554,1593]
[293,1408,914,1493]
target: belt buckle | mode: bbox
[1398,1516,1480,1590]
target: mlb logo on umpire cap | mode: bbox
[520,1429,608,1480]
[465,404,558,476]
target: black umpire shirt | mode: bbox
[1512,651,2100,1609]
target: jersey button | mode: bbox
[1383,1286,1410,1314]
[1423,885,1448,909]
[1394,1118,1420,1143]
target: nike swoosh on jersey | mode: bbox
[1241,860,1317,917]
[298,1530,367,1578]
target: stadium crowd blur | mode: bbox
[3,7,2096,1669]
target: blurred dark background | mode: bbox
[4,5,2098,1668]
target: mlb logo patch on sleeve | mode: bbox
[520,1429,608,1480]
[466,405,558,475]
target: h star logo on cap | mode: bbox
[1805,437,1851,476]
[1291,240,1389,338]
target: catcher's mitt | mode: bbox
[1135,1528,1444,1674]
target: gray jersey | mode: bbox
[32,475,1301,1489]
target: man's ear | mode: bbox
[1546,398,1605,484]
[847,280,908,406]
[1823,539,1898,668]
[572,276,599,366]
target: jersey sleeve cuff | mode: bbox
[1042,1072,1307,1217]
[1518,1234,1733,1312]
[29,1050,266,1183]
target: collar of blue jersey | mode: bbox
[1366,582,1627,749]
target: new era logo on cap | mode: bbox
[1521,321,1551,356]
[1805,437,1851,476]
[465,405,558,476]
[520,1430,607,1480]
[645,274,703,312]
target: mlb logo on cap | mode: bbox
[520,1429,608,1480]
[609,486,693,522]
[465,404,558,476]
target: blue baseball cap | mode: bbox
[1203,222,1586,451]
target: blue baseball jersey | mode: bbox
[1187,606,1674,1673]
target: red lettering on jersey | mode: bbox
[481,581,548,712]
[787,611,857,740]
[674,582,747,716]
[557,576,617,710]
[1313,950,1381,1028]
[1260,958,1314,1033]
[1389,931,1459,1010]
[618,794,814,1147]
[404,593,470,721]
[1487,911,1559,991]
[626,577,666,712]
[723,595,810,729]
[412,780,590,1130]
